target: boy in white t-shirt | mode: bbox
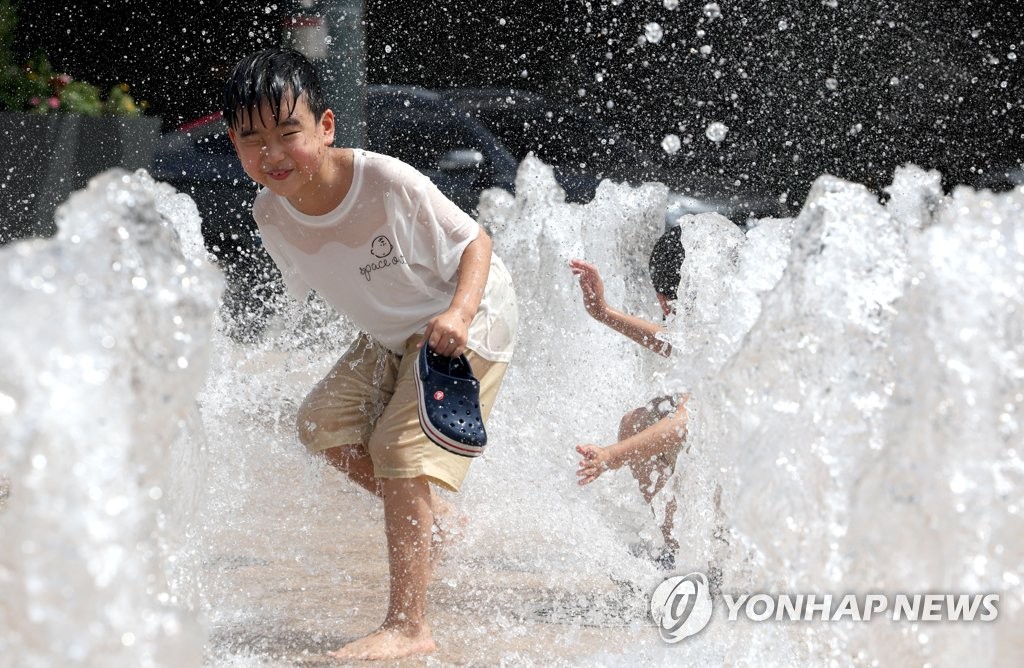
[224,48,517,661]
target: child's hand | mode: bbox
[576,444,610,485]
[569,259,608,321]
[422,307,471,358]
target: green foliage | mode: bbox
[58,79,102,115]
[0,0,143,116]
[104,83,141,116]
[0,0,15,61]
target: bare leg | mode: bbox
[321,443,381,496]
[328,476,437,661]
[628,455,679,554]
[619,409,680,555]
[320,445,451,556]
[428,492,467,566]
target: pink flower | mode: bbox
[48,97,60,109]
[29,96,41,107]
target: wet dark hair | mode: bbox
[649,225,685,301]
[223,48,327,131]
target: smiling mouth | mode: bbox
[266,169,291,181]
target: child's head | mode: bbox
[223,47,327,132]
[649,225,685,313]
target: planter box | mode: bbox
[0,113,163,244]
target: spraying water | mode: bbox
[1,157,1021,666]
[0,170,219,666]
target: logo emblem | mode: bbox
[370,235,393,258]
[650,572,713,643]
[433,390,445,401]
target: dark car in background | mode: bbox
[440,87,659,202]
[366,86,517,212]
[150,85,517,339]
[440,87,787,223]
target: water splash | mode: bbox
[1,160,1021,666]
[0,170,221,666]
[659,165,1022,665]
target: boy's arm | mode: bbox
[422,227,492,357]
[576,402,688,484]
[597,305,672,357]
[570,258,671,357]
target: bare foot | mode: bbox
[326,625,436,661]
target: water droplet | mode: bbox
[705,121,729,143]
[0,392,15,416]
[664,0,679,9]
[703,3,722,20]
[825,78,839,90]
[645,22,663,44]
[661,134,682,154]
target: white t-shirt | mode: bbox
[252,149,517,362]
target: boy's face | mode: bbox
[228,92,335,199]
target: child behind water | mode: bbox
[223,48,517,660]
[571,226,687,569]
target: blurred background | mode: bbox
[7,0,1019,340]
[8,0,1022,204]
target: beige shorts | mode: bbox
[296,332,509,492]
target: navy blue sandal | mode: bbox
[415,345,487,457]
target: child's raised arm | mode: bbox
[570,258,671,357]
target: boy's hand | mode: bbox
[422,307,471,358]
[569,259,608,321]
[576,444,610,485]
